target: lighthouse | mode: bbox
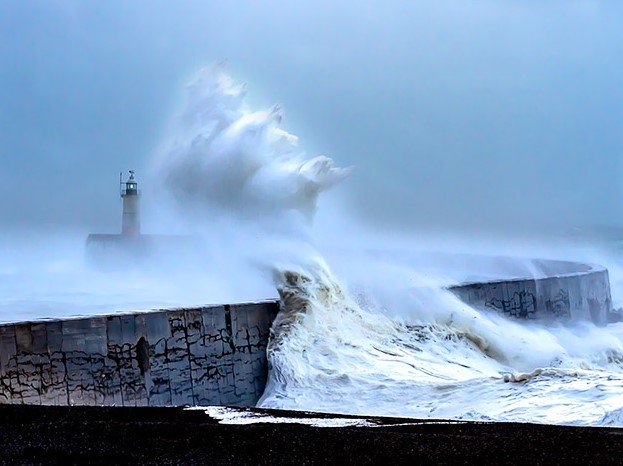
[86,170,194,266]
[120,170,140,235]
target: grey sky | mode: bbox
[1,0,622,234]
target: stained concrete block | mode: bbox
[167,311,194,406]
[15,325,33,353]
[144,312,171,407]
[104,316,124,407]
[120,315,147,406]
[0,301,279,407]
[44,322,68,406]
[63,318,109,406]
[200,306,224,404]
[449,265,612,324]
[0,325,16,374]
[0,326,17,404]
[231,305,257,405]
[185,308,209,405]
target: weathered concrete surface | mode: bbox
[0,257,616,409]
[449,260,615,323]
[2,405,623,464]
[0,301,279,407]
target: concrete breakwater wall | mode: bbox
[448,260,614,323]
[0,258,616,408]
[0,301,279,407]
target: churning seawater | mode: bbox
[154,65,623,427]
[5,64,623,427]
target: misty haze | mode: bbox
[2,1,623,462]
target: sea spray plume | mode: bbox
[152,63,353,299]
[259,260,507,412]
[260,257,623,423]
[155,65,623,425]
[158,64,352,221]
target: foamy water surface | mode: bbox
[4,65,623,428]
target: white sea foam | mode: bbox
[258,261,623,425]
[157,64,352,223]
[196,406,375,428]
[0,65,593,427]
[153,65,623,427]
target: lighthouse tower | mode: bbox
[120,170,140,235]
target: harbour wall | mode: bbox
[0,301,279,407]
[0,258,616,407]
[448,260,615,323]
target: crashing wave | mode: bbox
[157,63,352,221]
[157,65,623,426]
[259,262,623,425]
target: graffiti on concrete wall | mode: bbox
[0,302,278,407]
[545,290,571,318]
[486,291,537,319]
[449,268,612,323]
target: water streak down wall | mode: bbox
[0,302,279,407]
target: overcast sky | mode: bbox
[1,1,622,235]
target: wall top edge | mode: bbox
[0,298,281,328]
[448,263,608,290]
